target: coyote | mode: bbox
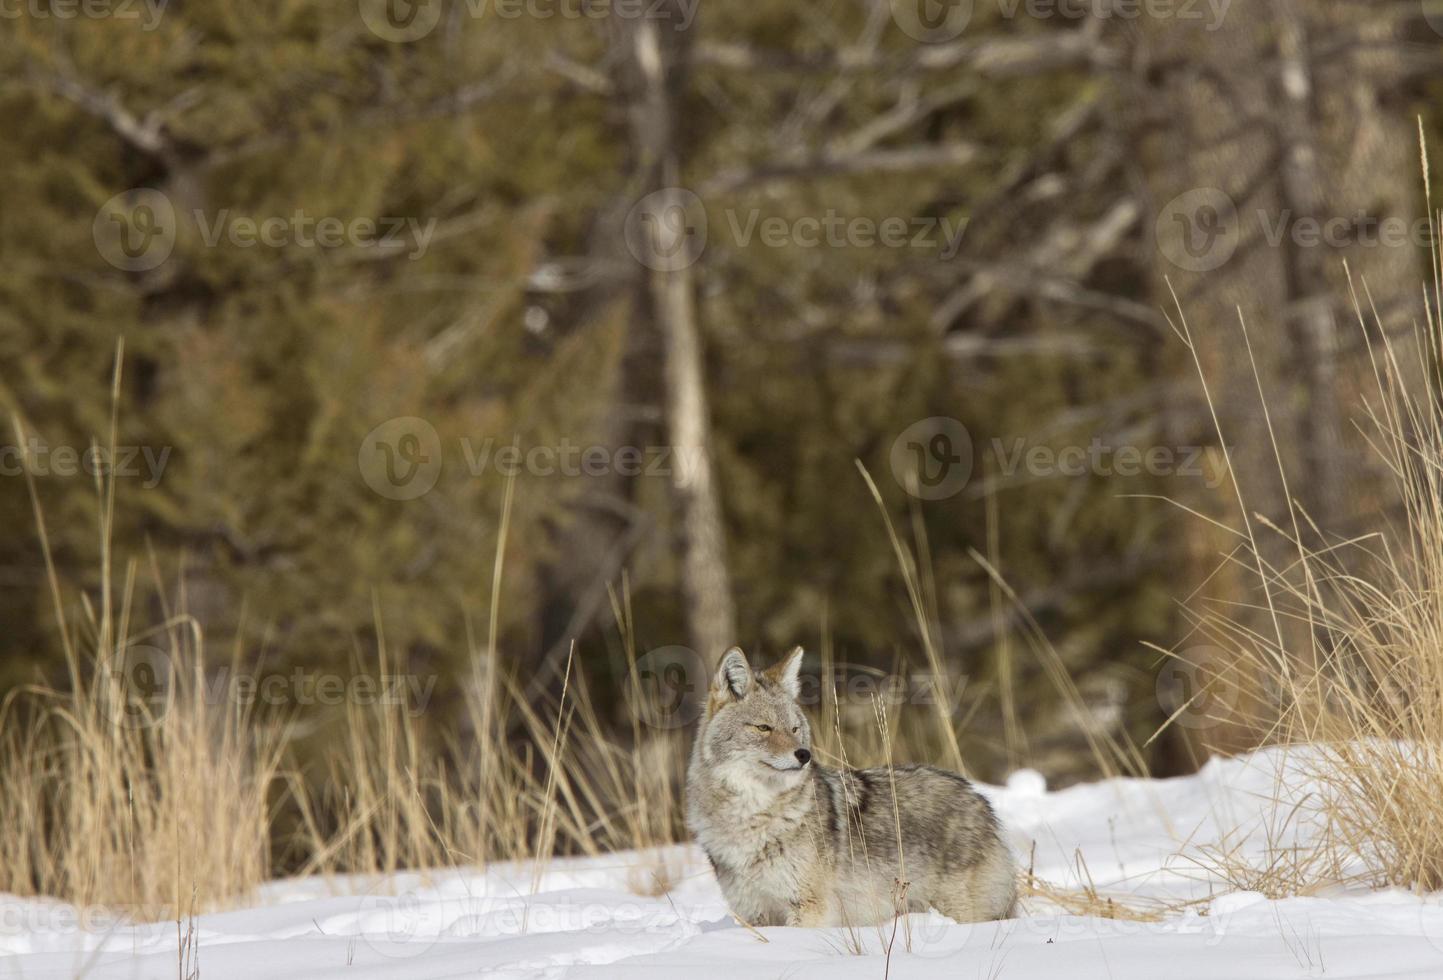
[686,646,1017,928]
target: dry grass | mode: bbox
[26,213,1443,925]
[0,344,1140,921]
[1148,134,1443,892]
[0,351,285,915]
[0,347,696,915]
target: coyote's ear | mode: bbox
[763,646,805,700]
[712,646,753,700]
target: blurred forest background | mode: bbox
[3,0,1443,786]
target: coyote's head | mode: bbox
[693,646,812,790]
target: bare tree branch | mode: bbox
[701,142,979,196]
[695,30,1115,78]
[21,64,176,159]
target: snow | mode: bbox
[7,749,1443,978]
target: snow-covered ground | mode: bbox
[7,749,1443,978]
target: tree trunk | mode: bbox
[1136,1,1423,755]
[625,15,737,665]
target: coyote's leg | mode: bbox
[932,856,1018,924]
[787,870,833,927]
[786,897,827,927]
[930,888,981,924]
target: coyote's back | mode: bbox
[686,646,1017,928]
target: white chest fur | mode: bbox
[692,772,821,924]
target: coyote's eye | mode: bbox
[753,724,772,733]
[791,726,799,734]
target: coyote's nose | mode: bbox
[794,748,812,766]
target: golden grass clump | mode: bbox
[0,350,284,914]
[1154,194,1443,891]
[19,207,1443,923]
[0,345,1130,918]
